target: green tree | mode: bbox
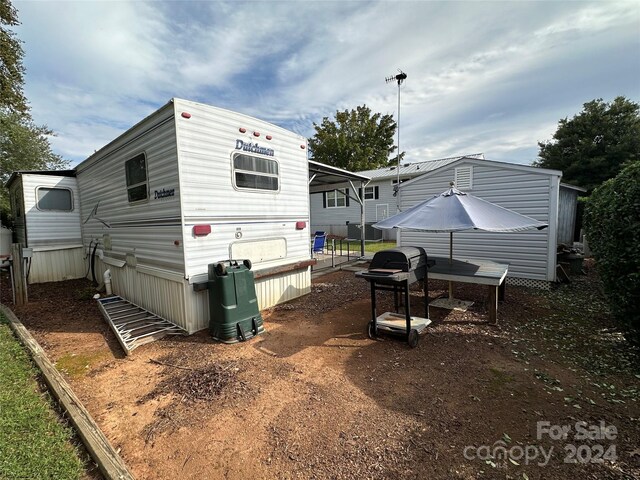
[0,112,68,223]
[534,96,640,193]
[584,161,640,343]
[0,0,27,114]
[0,0,69,225]
[309,105,401,172]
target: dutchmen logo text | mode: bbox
[235,139,274,157]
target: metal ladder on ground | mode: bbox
[96,296,186,355]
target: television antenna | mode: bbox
[385,69,407,211]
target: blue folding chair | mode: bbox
[311,231,326,257]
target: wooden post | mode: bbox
[11,243,27,305]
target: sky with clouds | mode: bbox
[14,0,640,167]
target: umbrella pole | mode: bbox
[448,232,453,300]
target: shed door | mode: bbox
[376,204,389,221]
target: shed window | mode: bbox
[36,187,72,211]
[233,153,279,191]
[125,153,148,202]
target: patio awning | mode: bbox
[308,160,371,257]
[308,160,370,192]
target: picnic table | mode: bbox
[428,257,509,323]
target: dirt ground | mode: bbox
[1,262,639,480]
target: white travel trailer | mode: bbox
[6,171,85,283]
[76,98,312,334]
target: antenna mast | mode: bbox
[385,69,407,211]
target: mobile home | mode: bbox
[75,98,312,334]
[310,154,484,240]
[6,171,85,283]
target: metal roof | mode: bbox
[5,170,76,189]
[356,153,485,180]
[308,160,370,188]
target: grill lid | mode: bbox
[369,246,427,272]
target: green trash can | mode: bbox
[208,259,264,343]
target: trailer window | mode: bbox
[233,154,279,191]
[36,187,73,211]
[125,153,148,202]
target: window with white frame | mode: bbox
[364,186,375,200]
[36,187,73,211]
[233,153,279,191]
[327,188,347,208]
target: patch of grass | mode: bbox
[56,351,109,378]
[0,313,84,480]
[505,267,640,405]
[488,367,515,390]
[364,241,397,253]
[74,287,96,302]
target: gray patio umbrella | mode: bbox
[373,184,548,305]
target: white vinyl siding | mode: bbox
[76,103,184,275]
[20,174,82,248]
[7,174,84,283]
[399,161,559,282]
[173,99,310,280]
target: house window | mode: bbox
[125,153,148,202]
[36,187,72,211]
[364,186,375,200]
[391,178,408,185]
[233,153,279,191]
[327,189,347,208]
[455,166,473,190]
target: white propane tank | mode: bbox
[0,226,12,268]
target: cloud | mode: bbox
[13,0,640,167]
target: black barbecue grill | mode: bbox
[356,247,434,347]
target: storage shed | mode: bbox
[5,171,85,283]
[396,157,580,288]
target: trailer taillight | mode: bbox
[266,135,272,140]
[193,224,211,236]
[295,221,306,230]
[181,112,191,119]
[239,127,246,133]
[253,131,260,137]
[300,144,306,149]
